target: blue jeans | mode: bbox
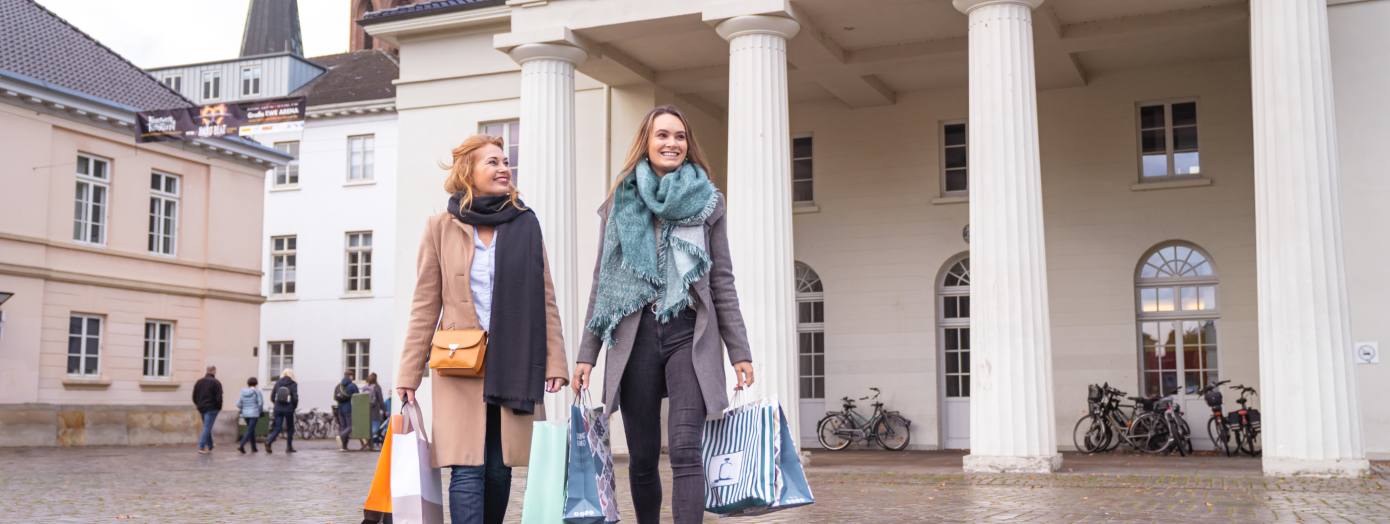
[238,416,259,450]
[448,404,511,524]
[198,410,219,450]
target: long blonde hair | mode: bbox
[609,105,713,197]
[442,134,524,210]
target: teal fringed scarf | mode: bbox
[586,160,719,345]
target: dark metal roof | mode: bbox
[0,0,191,110]
[240,0,304,57]
[292,50,399,107]
[359,0,505,25]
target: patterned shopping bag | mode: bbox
[703,397,814,516]
[564,395,620,523]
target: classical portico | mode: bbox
[366,0,1378,477]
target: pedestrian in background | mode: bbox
[335,371,360,451]
[192,365,223,454]
[365,372,387,448]
[265,368,298,454]
[236,376,264,454]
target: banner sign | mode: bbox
[137,97,305,142]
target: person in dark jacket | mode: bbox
[265,368,299,453]
[192,366,223,454]
[334,371,360,451]
[365,372,387,448]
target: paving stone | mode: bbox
[0,443,1386,523]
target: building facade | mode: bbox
[0,0,288,446]
[362,0,1390,477]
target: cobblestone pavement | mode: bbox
[2,442,1388,523]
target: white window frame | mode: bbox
[163,75,182,93]
[143,320,174,379]
[344,339,370,381]
[938,254,971,399]
[68,314,103,377]
[347,134,375,182]
[940,120,968,196]
[1135,242,1221,398]
[73,153,110,246]
[148,171,180,256]
[1137,98,1201,181]
[202,70,222,100]
[791,134,814,206]
[795,261,824,400]
[272,141,299,188]
[241,65,262,97]
[480,120,520,183]
[268,341,293,383]
[345,231,373,294]
[270,235,297,296]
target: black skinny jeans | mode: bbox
[620,307,706,524]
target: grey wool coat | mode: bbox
[577,193,754,419]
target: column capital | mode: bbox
[953,0,1043,15]
[507,42,588,66]
[714,15,800,42]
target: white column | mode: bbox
[508,43,587,417]
[954,0,1060,474]
[714,15,802,442]
[1250,1,1368,478]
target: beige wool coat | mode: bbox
[396,212,568,468]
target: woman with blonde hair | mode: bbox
[573,105,755,523]
[395,134,568,524]
[264,368,297,453]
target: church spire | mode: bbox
[240,0,304,57]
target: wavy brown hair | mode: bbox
[442,134,524,210]
[609,105,713,196]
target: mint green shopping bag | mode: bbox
[521,420,568,524]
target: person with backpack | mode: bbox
[191,365,223,454]
[236,376,264,454]
[334,371,360,451]
[265,368,298,453]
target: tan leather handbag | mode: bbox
[428,328,488,377]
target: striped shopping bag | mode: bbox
[702,397,814,516]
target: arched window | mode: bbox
[1136,242,1219,397]
[938,255,970,399]
[795,262,824,400]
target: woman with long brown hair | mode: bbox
[395,134,568,524]
[573,105,755,523]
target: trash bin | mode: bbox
[351,392,371,441]
[238,411,270,439]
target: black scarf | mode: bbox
[448,193,547,415]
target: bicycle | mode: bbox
[1197,379,1233,456]
[1227,384,1261,457]
[816,387,912,451]
[1072,383,1166,454]
[1150,389,1192,456]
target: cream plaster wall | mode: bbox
[0,105,265,415]
[1330,0,1390,458]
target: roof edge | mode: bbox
[146,51,326,74]
[359,0,507,25]
[0,70,291,167]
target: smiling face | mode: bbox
[469,143,513,196]
[645,113,689,175]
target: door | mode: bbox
[939,256,970,449]
[794,262,826,448]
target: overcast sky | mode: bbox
[35,0,349,69]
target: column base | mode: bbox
[1263,457,1371,478]
[963,453,1062,474]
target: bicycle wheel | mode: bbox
[874,415,911,451]
[817,414,853,451]
[1173,416,1192,457]
[1238,425,1261,457]
[1128,412,1169,454]
[1071,414,1107,453]
[1208,417,1231,456]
